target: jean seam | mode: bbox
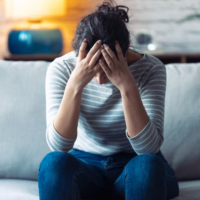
[73,171,79,200]
[73,170,110,199]
[125,165,128,200]
[158,156,177,178]
[165,173,177,179]
[165,166,177,178]
[164,164,167,200]
[166,172,177,179]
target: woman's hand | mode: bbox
[68,39,103,91]
[99,41,136,92]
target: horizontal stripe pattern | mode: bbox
[45,47,166,156]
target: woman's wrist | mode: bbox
[66,78,84,94]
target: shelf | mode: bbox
[142,50,200,64]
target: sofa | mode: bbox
[0,59,200,200]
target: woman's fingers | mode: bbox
[88,45,103,68]
[99,58,111,75]
[115,41,124,62]
[78,38,88,62]
[93,61,102,73]
[85,40,102,62]
[101,48,115,71]
[103,44,119,66]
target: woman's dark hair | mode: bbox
[71,0,132,61]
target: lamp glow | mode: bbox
[147,44,156,51]
[5,0,67,19]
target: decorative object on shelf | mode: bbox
[8,26,63,55]
[3,0,67,60]
[131,29,164,55]
[133,29,157,51]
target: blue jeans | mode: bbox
[38,149,179,200]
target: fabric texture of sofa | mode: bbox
[0,60,200,200]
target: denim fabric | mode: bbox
[38,149,179,200]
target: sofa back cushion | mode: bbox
[0,61,51,180]
[160,63,200,181]
[0,60,200,181]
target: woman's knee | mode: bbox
[38,151,77,181]
[39,151,72,169]
[126,153,165,178]
[38,151,80,197]
[123,153,167,199]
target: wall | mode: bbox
[0,0,6,59]
[0,0,200,60]
[116,0,200,54]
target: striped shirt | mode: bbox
[45,47,166,156]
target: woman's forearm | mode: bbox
[53,80,83,140]
[120,80,149,138]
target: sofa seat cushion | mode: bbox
[0,179,38,200]
[173,180,200,200]
[161,63,200,181]
[0,179,200,200]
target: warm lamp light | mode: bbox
[5,0,67,19]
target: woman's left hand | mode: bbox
[99,41,136,92]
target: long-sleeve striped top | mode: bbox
[45,47,167,156]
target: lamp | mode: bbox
[3,0,67,60]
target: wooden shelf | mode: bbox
[3,48,200,64]
[143,50,200,64]
[154,54,200,64]
[2,49,62,61]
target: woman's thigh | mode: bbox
[109,150,179,200]
[38,150,112,200]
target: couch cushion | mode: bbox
[0,60,200,181]
[0,179,199,200]
[0,61,51,180]
[0,179,39,200]
[160,63,200,181]
[174,180,200,200]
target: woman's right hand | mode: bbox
[68,39,103,91]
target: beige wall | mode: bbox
[1,0,199,60]
[0,0,6,59]
[117,0,200,54]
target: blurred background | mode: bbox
[0,0,200,63]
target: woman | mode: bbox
[38,0,179,199]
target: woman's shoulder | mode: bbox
[56,50,78,64]
[129,47,164,67]
[128,47,166,89]
[130,47,166,76]
[47,50,77,78]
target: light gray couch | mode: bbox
[0,60,200,200]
